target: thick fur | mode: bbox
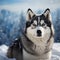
[7,39,23,60]
[23,8,54,60]
[7,8,54,60]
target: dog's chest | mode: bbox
[33,41,47,55]
[21,35,47,55]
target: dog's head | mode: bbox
[25,8,54,42]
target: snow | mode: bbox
[52,43,60,60]
[0,45,16,60]
[53,43,60,52]
[0,43,60,60]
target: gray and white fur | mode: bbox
[7,8,54,60]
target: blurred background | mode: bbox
[0,0,60,46]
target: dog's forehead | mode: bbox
[33,14,45,20]
[32,15,45,23]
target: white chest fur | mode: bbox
[26,34,47,55]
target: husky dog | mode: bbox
[7,8,54,60]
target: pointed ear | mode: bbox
[26,8,35,21]
[43,8,52,21]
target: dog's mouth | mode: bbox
[37,34,41,37]
[27,33,42,39]
[35,36,42,38]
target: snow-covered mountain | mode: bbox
[0,43,60,60]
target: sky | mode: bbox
[0,0,60,12]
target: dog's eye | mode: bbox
[42,23,47,29]
[42,23,45,26]
[33,23,37,26]
[31,24,36,29]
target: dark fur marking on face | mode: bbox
[25,21,31,33]
[26,15,36,28]
[25,14,51,34]
[40,14,51,27]
[26,21,31,28]
[26,14,51,27]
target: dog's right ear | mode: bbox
[26,8,35,21]
[43,8,52,21]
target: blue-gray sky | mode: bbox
[0,0,60,5]
[0,0,60,12]
[0,0,23,5]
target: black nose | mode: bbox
[37,30,42,36]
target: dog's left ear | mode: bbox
[43,8,52,21]
[26,8,35,21]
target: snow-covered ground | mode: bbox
[0,43,60,60]
[52,43,60,60]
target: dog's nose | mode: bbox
[37,30,42,36]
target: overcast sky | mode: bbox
[0,0,60,12]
